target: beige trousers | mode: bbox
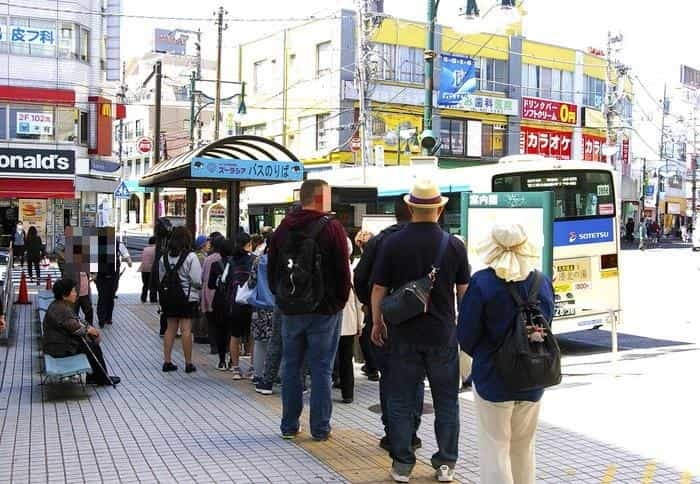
[473,387,540,484]
[459,350,472,384]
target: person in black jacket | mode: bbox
[25,226,44,285]
[353,198,424,452]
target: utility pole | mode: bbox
[117,61,126,232]
[639,157,647,226]
[356,0,373,183]
[189,71,196,149]
[656,83,667,224]
[421,0,438,155]
[213,6,227,141]
[195,28,203,146]
[692,98,698,227]
[604,31,615,168]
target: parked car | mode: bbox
[693,228,700,251]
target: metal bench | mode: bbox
[42,354,92,391]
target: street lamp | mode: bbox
[420,0,521,155]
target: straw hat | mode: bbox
[474,224,540,282]
[403,179,448,209]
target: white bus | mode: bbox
[246,156,621,332]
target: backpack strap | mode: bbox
[308,215,331,239]
[507,270,542,308]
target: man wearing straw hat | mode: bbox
[457,224,555,484]
[371,179,470,483]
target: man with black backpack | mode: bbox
[371,180,469,483]
[268,179,351,442]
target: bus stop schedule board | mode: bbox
[460,192,554,279]
[191,157,304,182]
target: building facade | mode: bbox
[115,48,223,231]
[233,11,633,172]
[0,0,122,251]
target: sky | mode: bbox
[121,0,700,160]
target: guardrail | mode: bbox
[0,243,14,342]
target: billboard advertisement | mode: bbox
[438,54,478,107]
[154,29,188,55]
[522,97,578,125]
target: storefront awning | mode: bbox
[140,135,301,188]
[0,178,74,199]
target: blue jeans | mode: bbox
[373,343,424,437]
[387,342,460,474]
[261,307,283,386]
[280,311,342,438]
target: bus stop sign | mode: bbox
[191,157,303,182]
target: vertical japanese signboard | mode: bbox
[582,133,606,162]
[460,192,554,279]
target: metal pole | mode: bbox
[118,61,125,231]
[196,29,203,146]
[656,83,666,224]
[282,28,289,147]
[153,60,162,164]
[422,0,437,155]
[605,31,614,167]
[692,103,697,228]
[189,71,196,150]
[356,0,370,183]
[213,6,225,141]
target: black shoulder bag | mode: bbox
[380,231,450,325]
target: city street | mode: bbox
[0,243,698,483]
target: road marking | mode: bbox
[601,464,616,483]
[680,471,693,484]
[641,461,656,484]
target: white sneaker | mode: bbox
[231,367,242,380]
[391,468,410,483]
[435,465,454,482]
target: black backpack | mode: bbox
[214,255,252,318]
[275,216,330,315]
[159,252,190,317]
[494,271,562,392]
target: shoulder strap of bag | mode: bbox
[307,215,331,240]
[526,271,543,305]
[429,231,450,279]
[173,251,189,272]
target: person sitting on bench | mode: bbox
[43,279,121,386]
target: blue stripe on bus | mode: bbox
[379,185,470,197]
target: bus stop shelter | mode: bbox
[140,135,303,236]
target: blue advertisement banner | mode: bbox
[553,217,615,247]
[438,54,477,107]
[191,157,304,182]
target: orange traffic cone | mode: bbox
[16,271,30,305]
[45,274,52,290]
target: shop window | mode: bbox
[10,104,54,141]
[372,116,386,137]
[56,107,76,142]
[58,21,78,59]
[0,17,7,54]
[10,18,57,57]
[79,111,88,145]
[143,157,150,174]
[439,118,465,157]
[371,43,424,84]
[241,123,266,136]
[253,60,271,94]
[135,119,144,138]
[79,27,89,62]
[522,64,575,102]
[481,58,507,92]
[561,71,574,102]
[0,107,6,139]
[127,160,133,179]
[481,123,505,158]
[584,75,605,109]
[316,41,332,77]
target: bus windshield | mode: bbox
[492,170,615,220]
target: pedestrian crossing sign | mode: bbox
[114,181,130,199]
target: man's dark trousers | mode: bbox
[95,274,117,325]
[387,342,460,474]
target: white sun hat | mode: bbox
[403,179,449,209]
[474,224,541,282]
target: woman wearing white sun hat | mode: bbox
[457,224,555,484]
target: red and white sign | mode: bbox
[136,137,153,154]
[520,126,573,160]
[350,136,361,153]
[522,97,578,125]
[582,134,606,162]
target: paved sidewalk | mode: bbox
[0,272,697,483]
